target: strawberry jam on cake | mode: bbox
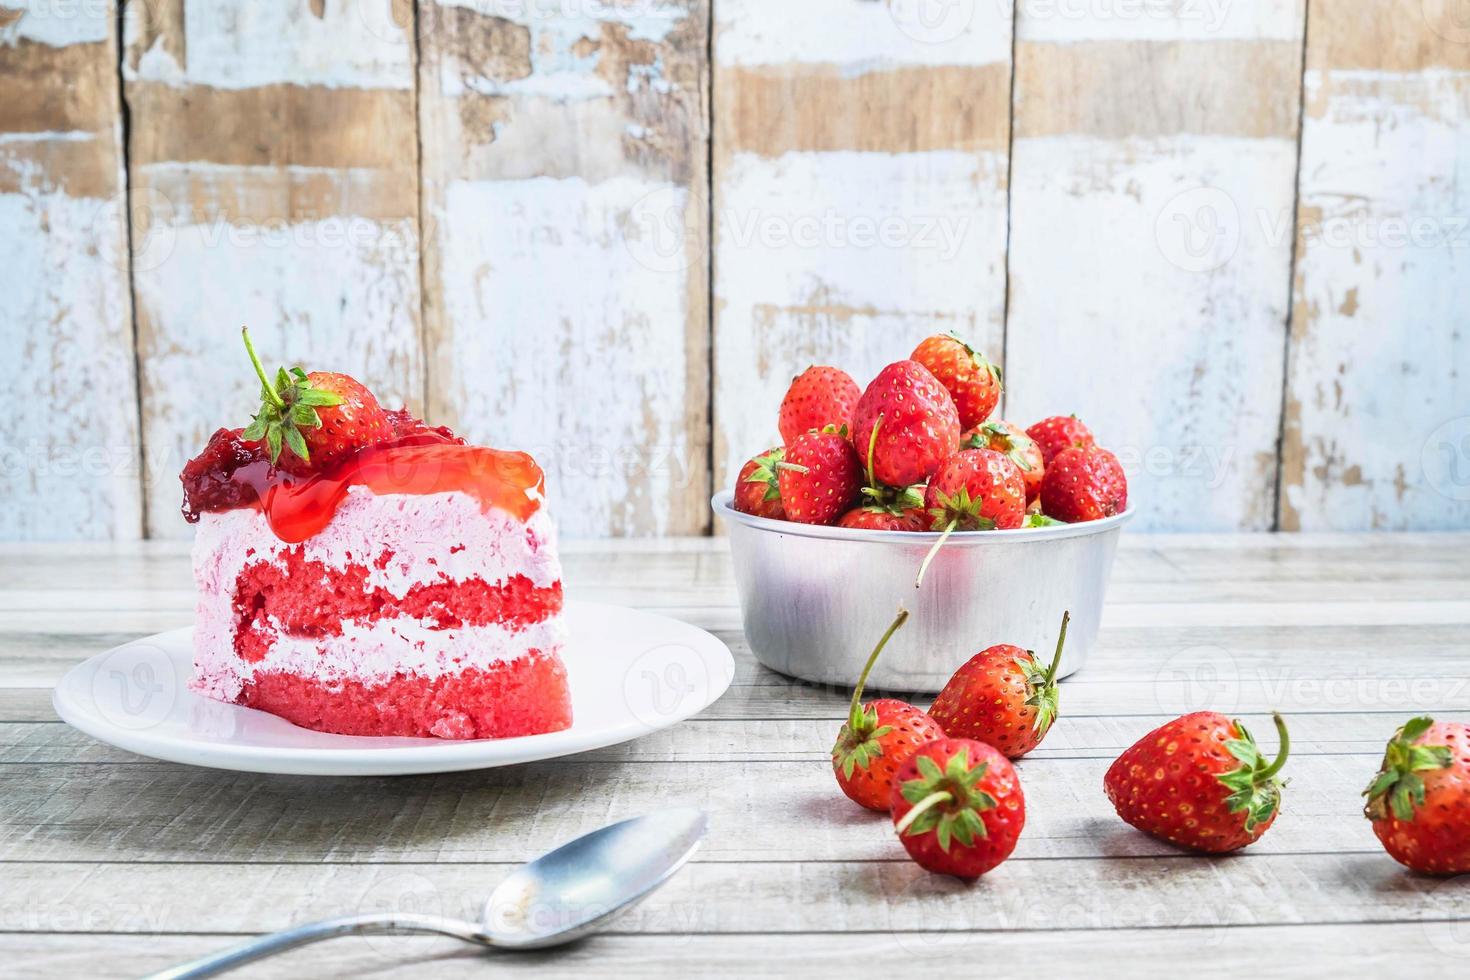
[179,330,571,739]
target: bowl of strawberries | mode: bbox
[714,334,1134,692]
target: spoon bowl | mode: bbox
[149,809,708,979]
[483,808,708,948]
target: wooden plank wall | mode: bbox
[2,1,1466,539]
[0,6,141,539]
[1005,2,1306,531]
[1281,0,1470,530]
[417,0,710,537]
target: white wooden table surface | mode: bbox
[4,534,1470,977]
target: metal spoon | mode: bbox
[148,808,707,979]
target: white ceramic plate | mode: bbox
[52,601,734,776]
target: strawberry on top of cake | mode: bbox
[179,329,571,740]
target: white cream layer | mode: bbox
[190,488,565,702]
[192,485,561,597]
[190,616,565,702]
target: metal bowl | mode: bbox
[713,491,1134,692]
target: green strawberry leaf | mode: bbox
[238,328,344,465]
[1215,713,1291,832]
[895,745,998,850]
[1363,716,1454,823]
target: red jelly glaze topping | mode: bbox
[181,414,545,543]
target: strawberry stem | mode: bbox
[914,518,957,589]
[773,461,810,475]
[894,790,953,835]
[865,414,883,490]
[1042,610,1071,686]
[241,327,284,410]
[1260,712,1291,780]
[846,607,910,725]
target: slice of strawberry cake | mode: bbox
[178,330,571,740]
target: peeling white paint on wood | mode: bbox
[418,0,710,537]
[123,0,413,89]
[430,175,700,537]
[433,0,686,102]
[0,6,140,540]
[2,2,111,45]
[0,177,141,540]
[1016,0,1301,43]
[1006,135,1297,531]
[1006,3,1304,532]
[718,0,1010,68]
[712,0,1013,501]
[714,149,1008,483]
[1284,56,1470,527]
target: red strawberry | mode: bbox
[924,449,1026,533]
[1104,712,1290,853]
[837,504,927,532]
[776,428,862,525]
[1026,415,1095,466]
[239,329,390,475]
[1363,716,1470,875]
[1040,445,1128,523]
[733,447,786,520]
[965,419,1044,503]
[838,412,928,531]
[851,361,961,488]
[911,334,1002,431]
[914,448,1025,587]
[890,737,1025,879]
[778,366,861,446]
[928,611,1069,759]
[832,609,946,811]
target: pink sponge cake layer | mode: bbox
[191,485,571,739]
[242,655,569,740]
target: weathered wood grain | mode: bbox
[0,753,1399,863]
[0,710,1427,765]
[1281,0,1470,529]
[2,850,1465,936]
[0,5,142,540]
[1004,4,1306,531]
[710,0,1013,504]
[7,923,1470,980]
[416,1,710,537]
[121,0,425,538]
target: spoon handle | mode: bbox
[145,912,492,979]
